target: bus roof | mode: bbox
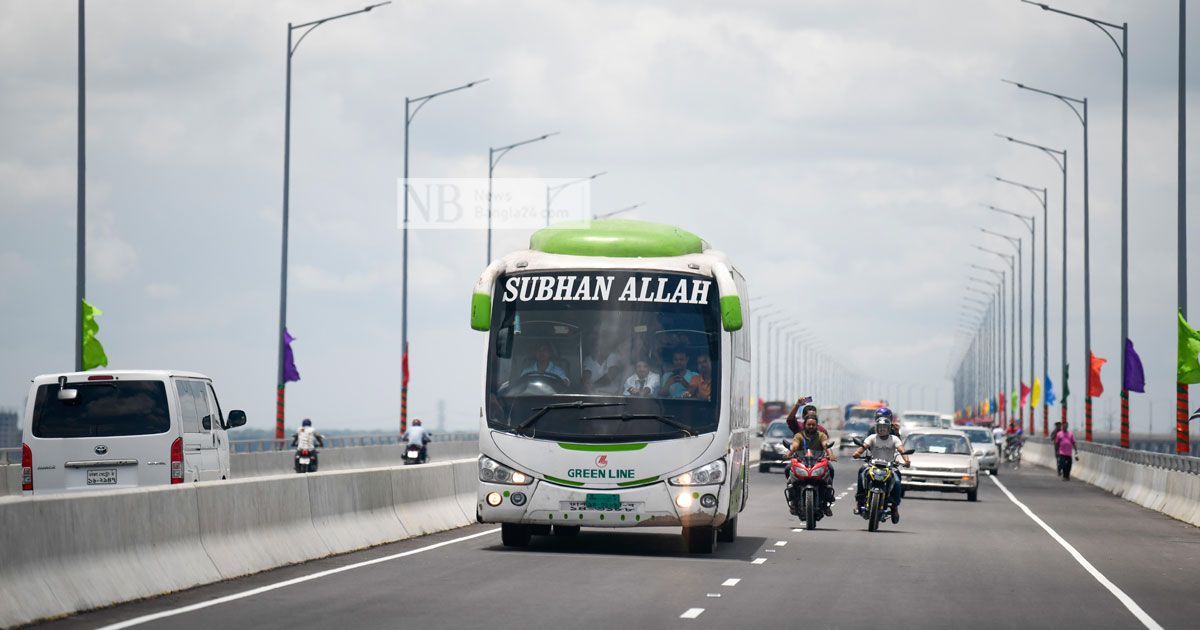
[530,219,708,258]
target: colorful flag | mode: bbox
[282,329,301,383]
[1179,312,1200,384]
[1063,364,1071,400]
[1011,389,1018,413]
[990,396,997,414]
[1031,378,1043,408]
[1123,338,1145,393]
[998,391,1005,412]
[81,299,108,371]
[1045,376,1057,406]
[1019,382,1031,407]
[981,399,989,415]
[1088,353,1106,398]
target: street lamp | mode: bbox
[593,203,643,220]
[973,254,1014,425]
[545,172,605,226]
[400,78,487,435]
[1021,0,1127,446]
[487,132,559,263]
[997,134,1068,428]
[277,1,390,439]
[996,176,1051,435]
[981,229,1026,431]
[984,207,1037,433]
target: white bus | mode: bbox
[470,220,752,553]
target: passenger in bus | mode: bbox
[622,360,660,397]
[689,354,713,399]
[659,350,699,398]
[583,333,624,395]
[520,343,570,383]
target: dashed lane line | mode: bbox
[989,476,1163,630]
[751,558,767,565]
[681,608,705,619]
[722,578,741,586]
[95,528,502,630]
[774,540,787,546]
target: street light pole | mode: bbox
[75,0,85,372]
[998,134,1068,433]
[973,253,1015,424]
[996,177,1050,435]
[593,203,643,220]
[487,132,558,264]
[1023,0,1126,446]
[277,2,390,440]
[1179,0,1190,455]
[546,172,605,226]
[983,213,1036,433]
[401,78,486,436]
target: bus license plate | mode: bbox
[87,469,118,485]
[584,494,621,510]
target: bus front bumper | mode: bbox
[477,478,727,528]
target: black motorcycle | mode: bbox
[403,442,428,465]
[294,448,319,474]
[852,437,911,532]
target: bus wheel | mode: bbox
[684,525,717,554]
[501,523,532,547]
[552,525,580,537]
[717,516,737,543]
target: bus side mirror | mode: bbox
[227,410,247,428]
[720,295,742,331]
[471,292,491,331]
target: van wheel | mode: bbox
[684,525,717,554]
[501,523,531,547]
[717,516,737,543]
[967,487,979,502]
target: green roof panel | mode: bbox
[530,219,706,258]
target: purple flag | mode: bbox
[1123,338,1145,393]
[283,329,301,383]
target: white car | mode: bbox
[20,370,246,495]
[898,411,943,433]
[958,426,1000,475]
[900,429,980,501]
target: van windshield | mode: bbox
[31,381,171,438]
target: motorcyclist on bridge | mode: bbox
[785,409,838,516]
[851,408,910,518]
[403,419,432,463]
[292,419,325,469]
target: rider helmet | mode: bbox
[413,419,422,426]
[301,418,312,427]
[874,407,894,421]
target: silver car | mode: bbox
[901,429,980,501]
[958,426,999,475]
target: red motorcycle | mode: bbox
[784,445,833,530]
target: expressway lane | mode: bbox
[42,457,1200,629]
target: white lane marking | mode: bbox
[681,608,705,619]
[774,540,787,546]
[765,549,776,553]
[792,528,804,532]
[752,557,767,564]
[96,528,502,630]
[722,578,741,586]
[989,476,1163,630]
[706,593,722,598]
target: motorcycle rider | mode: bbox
[850,408,910,518]
[785,398,828,435]
[785,410,837,516]
[291,419,325,470]
[402,419,432,463]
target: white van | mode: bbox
[20,370,246,495]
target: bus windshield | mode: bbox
[486,270,721,442]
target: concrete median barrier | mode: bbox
[1024,437,1200,528]
[0,459,479,627]
[307,467,409,554]
[391,461,471,536]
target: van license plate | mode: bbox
[87,469,117,485]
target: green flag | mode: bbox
[1063,363,1070,400]
[82,299,109,371]
[1011,389,1017,413]
[1179,311,1200,384]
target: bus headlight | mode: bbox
[479,456,533,485]
[669,459,727,486]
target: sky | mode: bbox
[0,0,1197,436]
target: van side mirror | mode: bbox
[227,409,247,428]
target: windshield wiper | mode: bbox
[576,413,695,437]
[514,401,626,432]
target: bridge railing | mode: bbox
[1029,437,1200,475]
[229,431,478,453]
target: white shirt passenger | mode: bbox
[622,371,660,397]
[862,433,902,462]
